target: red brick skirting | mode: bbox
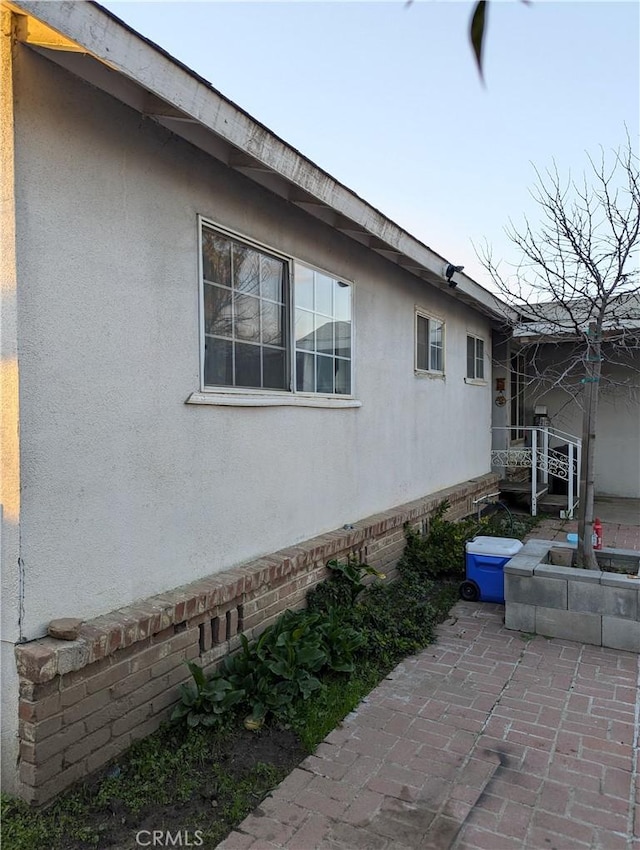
[14,473,497,803]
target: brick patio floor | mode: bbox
[220,604,639,850]
[219,509,640,850]
[526,515,640,552]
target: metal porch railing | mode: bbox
[491,426,582,517]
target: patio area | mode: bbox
[525,497,640,551]
[219,498,640,850]
[220,602,639,850]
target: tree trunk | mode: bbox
[576,323,601,570]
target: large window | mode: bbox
[202,228,288,390]
[201,223,352,395]
[294,264,352,394]
[415,313,444,373]
[466,335,485,380]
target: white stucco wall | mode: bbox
[10,46,494,641]
[1,13,21,793]
[528,356,640,499]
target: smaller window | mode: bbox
[416,313,444,373]
[466,335,485,380]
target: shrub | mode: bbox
[398,499,540,580]
[325,557,386,601]
[306,556,383,614]
[172,607,365,730]
[310,554,445,669]
[399,502,473,580]
[172,662,245,729]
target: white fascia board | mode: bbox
[10,0,508,321]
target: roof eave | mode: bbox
[6,0,510,322]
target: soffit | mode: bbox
[6,0,509,323]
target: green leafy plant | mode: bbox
[316,607,365,673]
[400,507,460,580]
[306,568,355,612]
[351,576,437,666]
[249,612,325,720]
[171,661,245,728]
[172,606,369,730]
[326,556,386,602]
[258,610,328,675]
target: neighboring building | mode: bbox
[511,295,640,500]
[1,1,506,801]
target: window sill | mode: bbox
[186,392,362,409]
[414,370,445,380]
[464,378,488,386]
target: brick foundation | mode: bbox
[14,473,497,803]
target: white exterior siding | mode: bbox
[10,47,492,641]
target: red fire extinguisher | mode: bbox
[593,517,603,550]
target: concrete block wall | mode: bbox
[13,473,497,804]
[504,540,640,653]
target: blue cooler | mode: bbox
[461,536,523,603]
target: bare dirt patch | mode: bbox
[68,725,306,850]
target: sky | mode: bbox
[98,0,640,292]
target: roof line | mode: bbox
[85,3,449,269]
[9,0,509,319]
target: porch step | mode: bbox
[537,493,571,516]
[498,481,549,515]
[499,481,549,500]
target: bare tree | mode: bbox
[480,138,640,568]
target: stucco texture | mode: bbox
[11,47,493,639]
[530,354,640,499]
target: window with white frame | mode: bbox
[415,312,444,373]
[466,335,485,380]
[201,223,352,394]
[294,263,352,394]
